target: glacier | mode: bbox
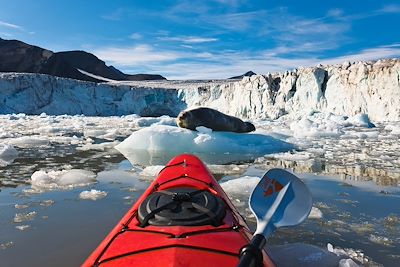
[1,58,399,122]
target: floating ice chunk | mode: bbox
[40,200,55,207]
[208,164,248,175]
[220,176,260,195]
[15,225,30,231]
[268,243,346,267]
[9,136,50,148]
[14,211,37,223]
[115,125,294,165]
[77,141,120,151]
[14,204,29,209]
[79,189,107,200]
[139,166,164,177]
[369,234,393,246]
[268,151,312,161]
[0,241,13,250]
[339,258,360,267]
[30,169,96,190]
[290,117,343,138]
[84,129,109,138]
[132,115,177,127]
[0,144,18,166]
[308,207,323,219]
[328,243,368,266]
[346,114,375,128]
[385,123,400,134]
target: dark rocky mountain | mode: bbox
[229,71,256,79]
[0,38,166,82]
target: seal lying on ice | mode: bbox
[176,107,256,133]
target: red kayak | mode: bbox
[82,154,276,267]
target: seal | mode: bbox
[176,107,256,133]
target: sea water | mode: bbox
[0,114,399,266]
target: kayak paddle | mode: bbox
[237,168,312,267]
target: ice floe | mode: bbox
[8,136,50,148]
[30,169,96,191]
[268,243,360,267]
[14,211,37,223]
[0,144,18,166]
[15,225,30,231]
[115,125,294,165]
[139,165,164,177]
[327,243,370,266]
[220,176,260,195]
[308,207,323,219]
[79,189,108,200]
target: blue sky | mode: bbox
[0,0,399,79]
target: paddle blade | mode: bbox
[250,168,312,237]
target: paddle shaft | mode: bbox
[237,234,266,267]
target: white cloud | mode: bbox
[94,45,181,66]
[158,35,218,44]
[327,8,344,17]
[101,8,125,21]
[319,44,400,65]
[0,20,23,30]
[129,33,142,40]
[0,32,13,38]
[380,4,400,14]
[105,43,400,80]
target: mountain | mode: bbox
[0,38,166,82]
[229,71,256,79]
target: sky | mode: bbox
[0,0,399,80]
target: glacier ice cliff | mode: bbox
[1,59,399,121]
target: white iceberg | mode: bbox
[115,125,294,165]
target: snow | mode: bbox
[77,69,116,82]
[115,125,294,165]
[0,144,18,166]
[30,169,96,191]
[196,126,213,134]
[79,189,108,200]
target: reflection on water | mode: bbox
[256,157,400,187]
[115,148,268,166]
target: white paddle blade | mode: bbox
[250,168,312,237]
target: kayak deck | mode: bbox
[82,154,275,267]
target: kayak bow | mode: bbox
[82,154,276,267]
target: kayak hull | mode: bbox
[82,154,275,267]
